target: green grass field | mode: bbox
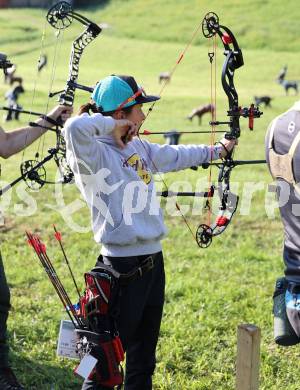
[1,1,300,388]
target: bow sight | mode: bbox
[210,104,263,139]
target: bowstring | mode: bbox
[38,28,64,159]
[136,20,204,245]
[21,17,63,165]
[21,17,48,163]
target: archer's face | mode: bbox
[125,104,145,131]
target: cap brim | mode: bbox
[135,95,160,104]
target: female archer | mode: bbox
[63,74,235,390]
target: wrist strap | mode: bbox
[215,141,229,158]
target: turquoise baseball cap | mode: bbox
[91,75,160,113]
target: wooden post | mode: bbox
[236,324,261,390]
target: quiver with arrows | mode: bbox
[76,266,124,387]
[80,267,121,332]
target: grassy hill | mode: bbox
[2,0,300,52]
[0,1,300,389]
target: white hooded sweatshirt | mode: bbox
[62,113,222,257]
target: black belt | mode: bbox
[93,254,157,285]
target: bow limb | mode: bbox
[196,159,239,248]
[203,12,262,141]
[56,26,101,107]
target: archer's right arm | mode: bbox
[63,113,133,173]
[62,113,115,174]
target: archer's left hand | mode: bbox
[219,137,237,158]
[47,105,73,124]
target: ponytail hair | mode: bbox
[78,100,135,117]
[78,101,100,115]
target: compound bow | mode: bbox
[0,1,101,195]
[195,12,264,248]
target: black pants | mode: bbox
[82,252,165,390]
[0,251,10,368]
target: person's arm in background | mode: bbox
[0,105,72,159]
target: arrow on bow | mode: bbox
[140,129,225,135]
